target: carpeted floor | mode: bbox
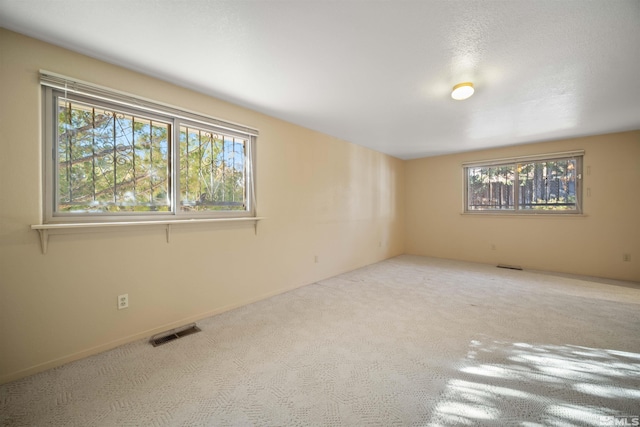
[1,255,639,426]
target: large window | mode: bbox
[464,152,583,214]
[42,73,257,223]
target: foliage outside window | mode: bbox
[464,154,583,214]
[179,126,247,212]
[42,76,256,223]
[56,99,172,213]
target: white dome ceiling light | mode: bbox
[451,82,475,100]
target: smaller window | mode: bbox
[464,152,583,214]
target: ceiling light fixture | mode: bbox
[451,82,474,100]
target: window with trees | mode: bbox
[464,152,583,214]
[41,73,257,223]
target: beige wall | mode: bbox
[0,30,405,383]
[405,131,640,282]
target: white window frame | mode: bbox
[463,151,584,215]
[41,71,258,224]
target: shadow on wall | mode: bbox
[429,338,640,426]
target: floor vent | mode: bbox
[497,264,523,271]
[150,323,201,347]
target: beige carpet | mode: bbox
[1,255,639,426]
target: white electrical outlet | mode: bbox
[623,254,631,262]
[118,294,129,310]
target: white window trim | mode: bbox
[462,150,584,215]
[461,150,584,168]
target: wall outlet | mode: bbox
[623,254,631,262]
[490,244,496,251]
[314,255,319,263]
[118,294,129,310]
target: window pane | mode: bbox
[56,99,170,213]
[179,126,246,212]
[518,159,577,211]
[467,166,515,210]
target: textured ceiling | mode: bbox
[1,0,639,159]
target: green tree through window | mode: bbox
[57,99,170,212]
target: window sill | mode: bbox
[31,217,265,254]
